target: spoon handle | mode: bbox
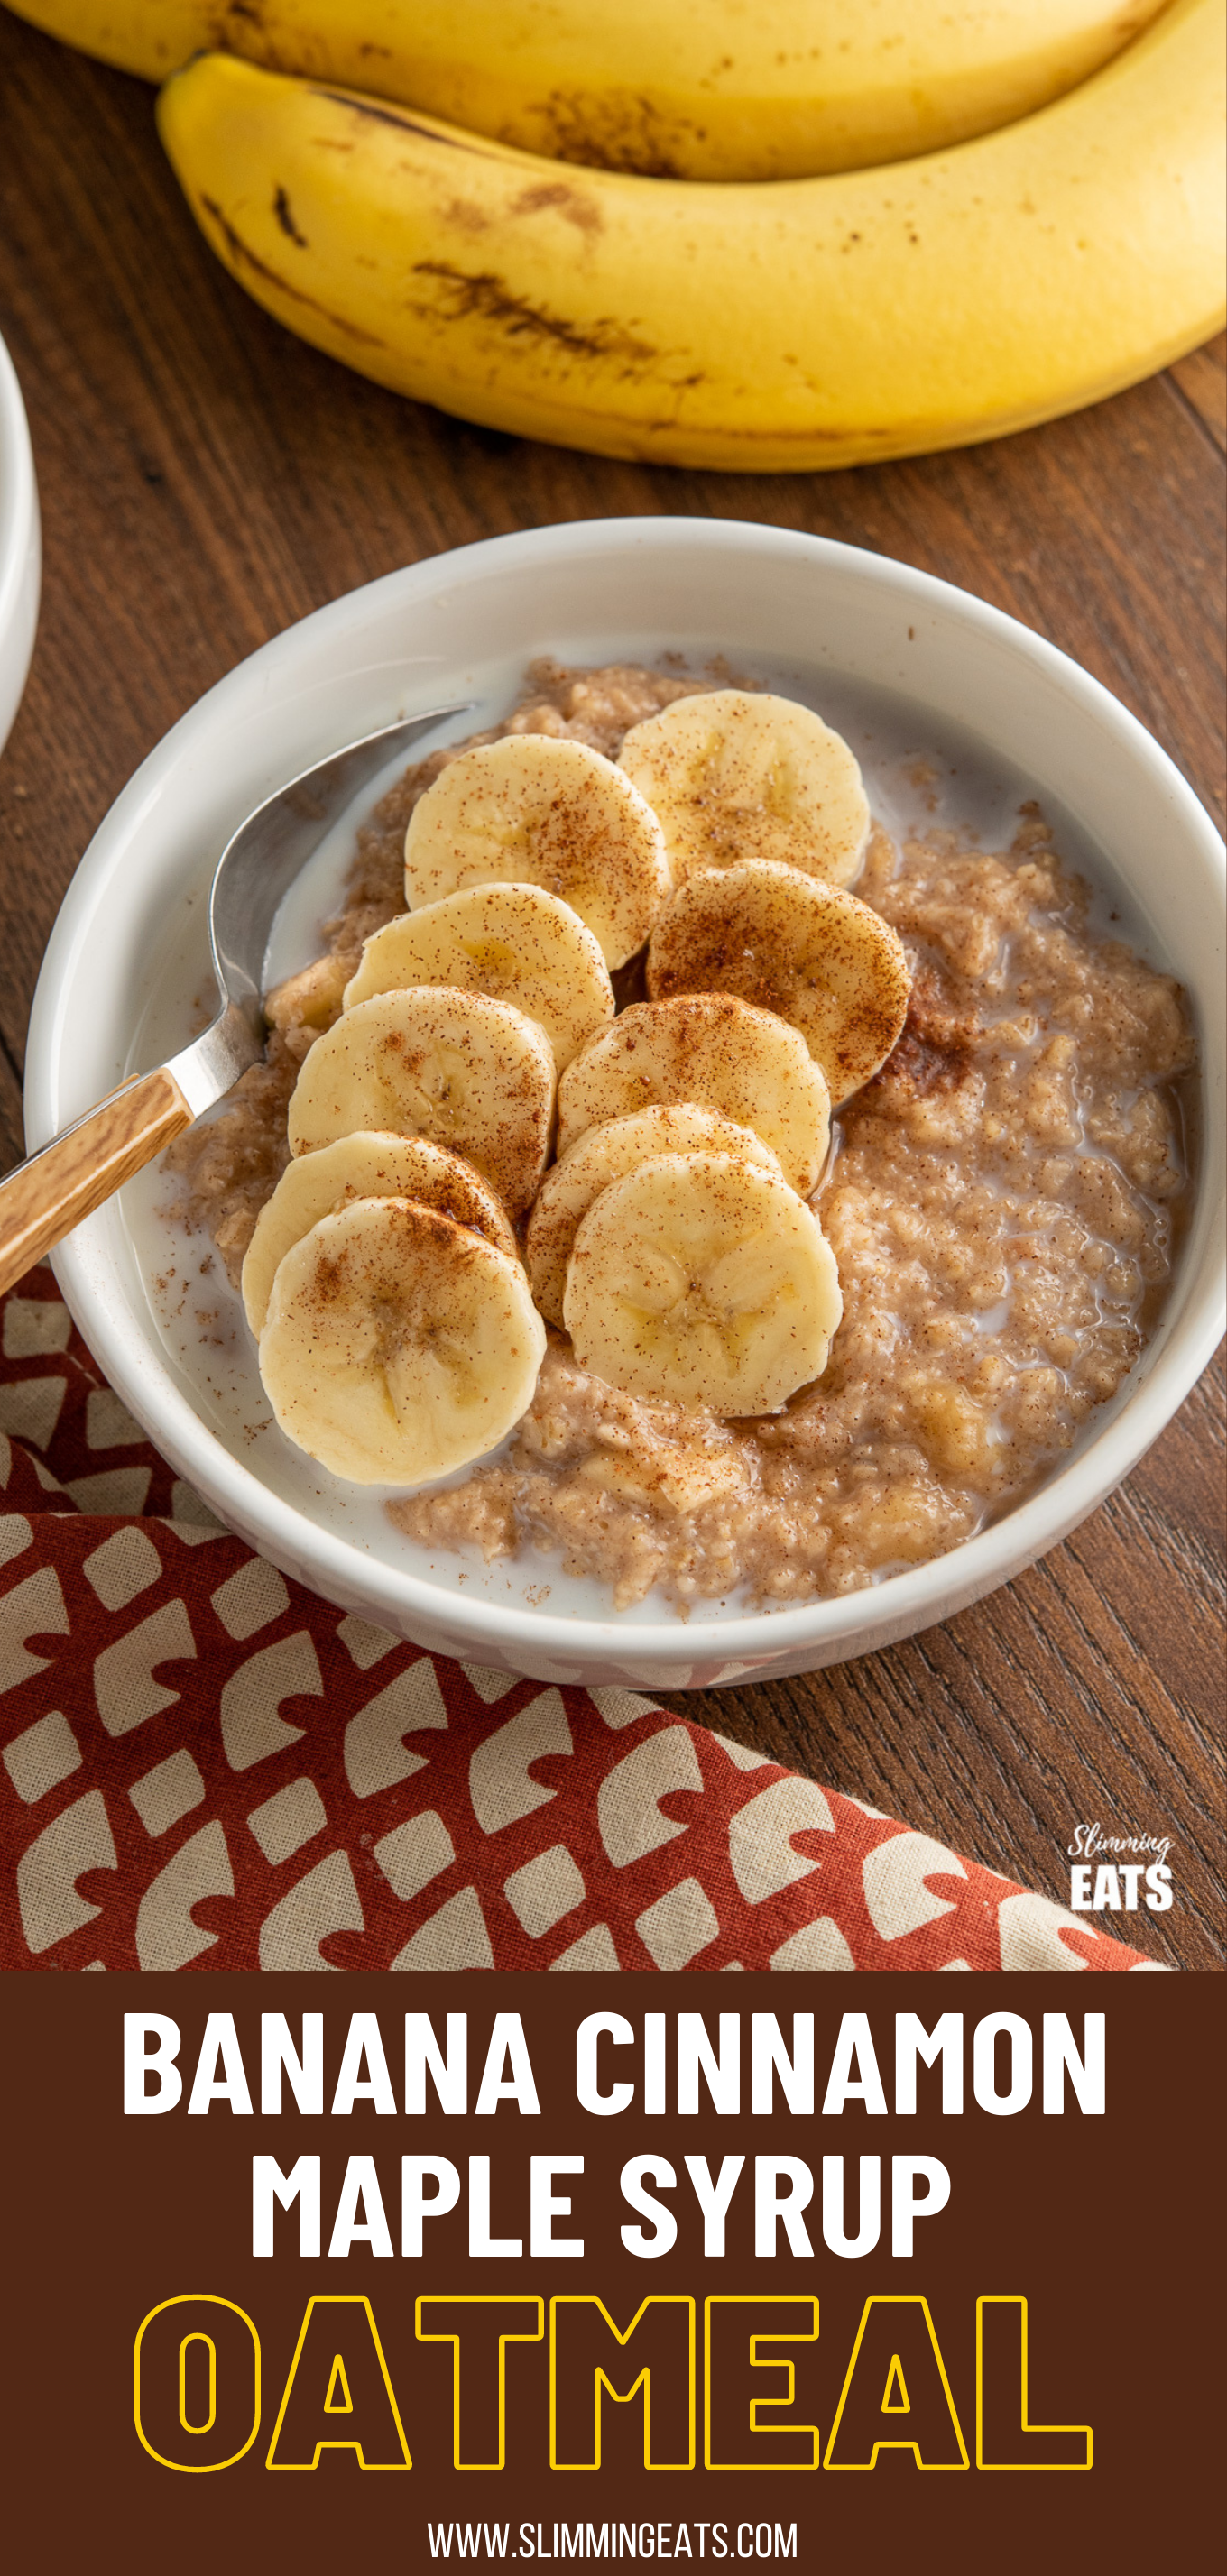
[0,1067,192,1296]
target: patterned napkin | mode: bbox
[0,1263,1151,1973]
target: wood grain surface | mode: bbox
[0,12,1222,1966]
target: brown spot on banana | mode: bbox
[272,186,307,245]
[410,262,656,364]
[512,181,604,235]
[198,196,386,346]
[529,87,705,179]
[444,198,494,235]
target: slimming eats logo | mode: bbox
[1067,1822,1174,1916]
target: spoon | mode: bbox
[0,704,468,1297]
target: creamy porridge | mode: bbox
[164,662,1195,1612]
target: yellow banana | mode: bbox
[154,4,1225,474]
[7,0,1171,179]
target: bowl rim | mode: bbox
[0,329,39,718]
[27,515,1227,1672]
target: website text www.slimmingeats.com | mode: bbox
[426,2527,798,2562]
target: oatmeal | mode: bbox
[165,663,1195,1613]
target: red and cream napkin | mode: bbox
[0,1263,1152,1973]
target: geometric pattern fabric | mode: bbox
[0,1265,1150,1972]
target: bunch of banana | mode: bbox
[10,0,1222,465]
[161,0,1224,471]
[5,0,1172,179]
[249,692,915,1477]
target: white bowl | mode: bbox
[0,330,40,759]
[25,520,1225,1689]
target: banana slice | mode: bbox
[619,689,870,889]
[526,1103,783,1329]
[557,993,830,1196]
[343,881,614,1071]
[564,1152,842,1415]
[647,859,910,1102]
[241,1130,518,1336]
[403,733,672,969]
[286,986,555,1216]
[259,1195,547,1485]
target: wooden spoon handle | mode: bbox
[0,1066,193,1297]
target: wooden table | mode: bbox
[0,13,1222,1967]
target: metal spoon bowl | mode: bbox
[0,704,466,1295]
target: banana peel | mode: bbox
[154,0,1226,472]
[3,0,1173,180]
